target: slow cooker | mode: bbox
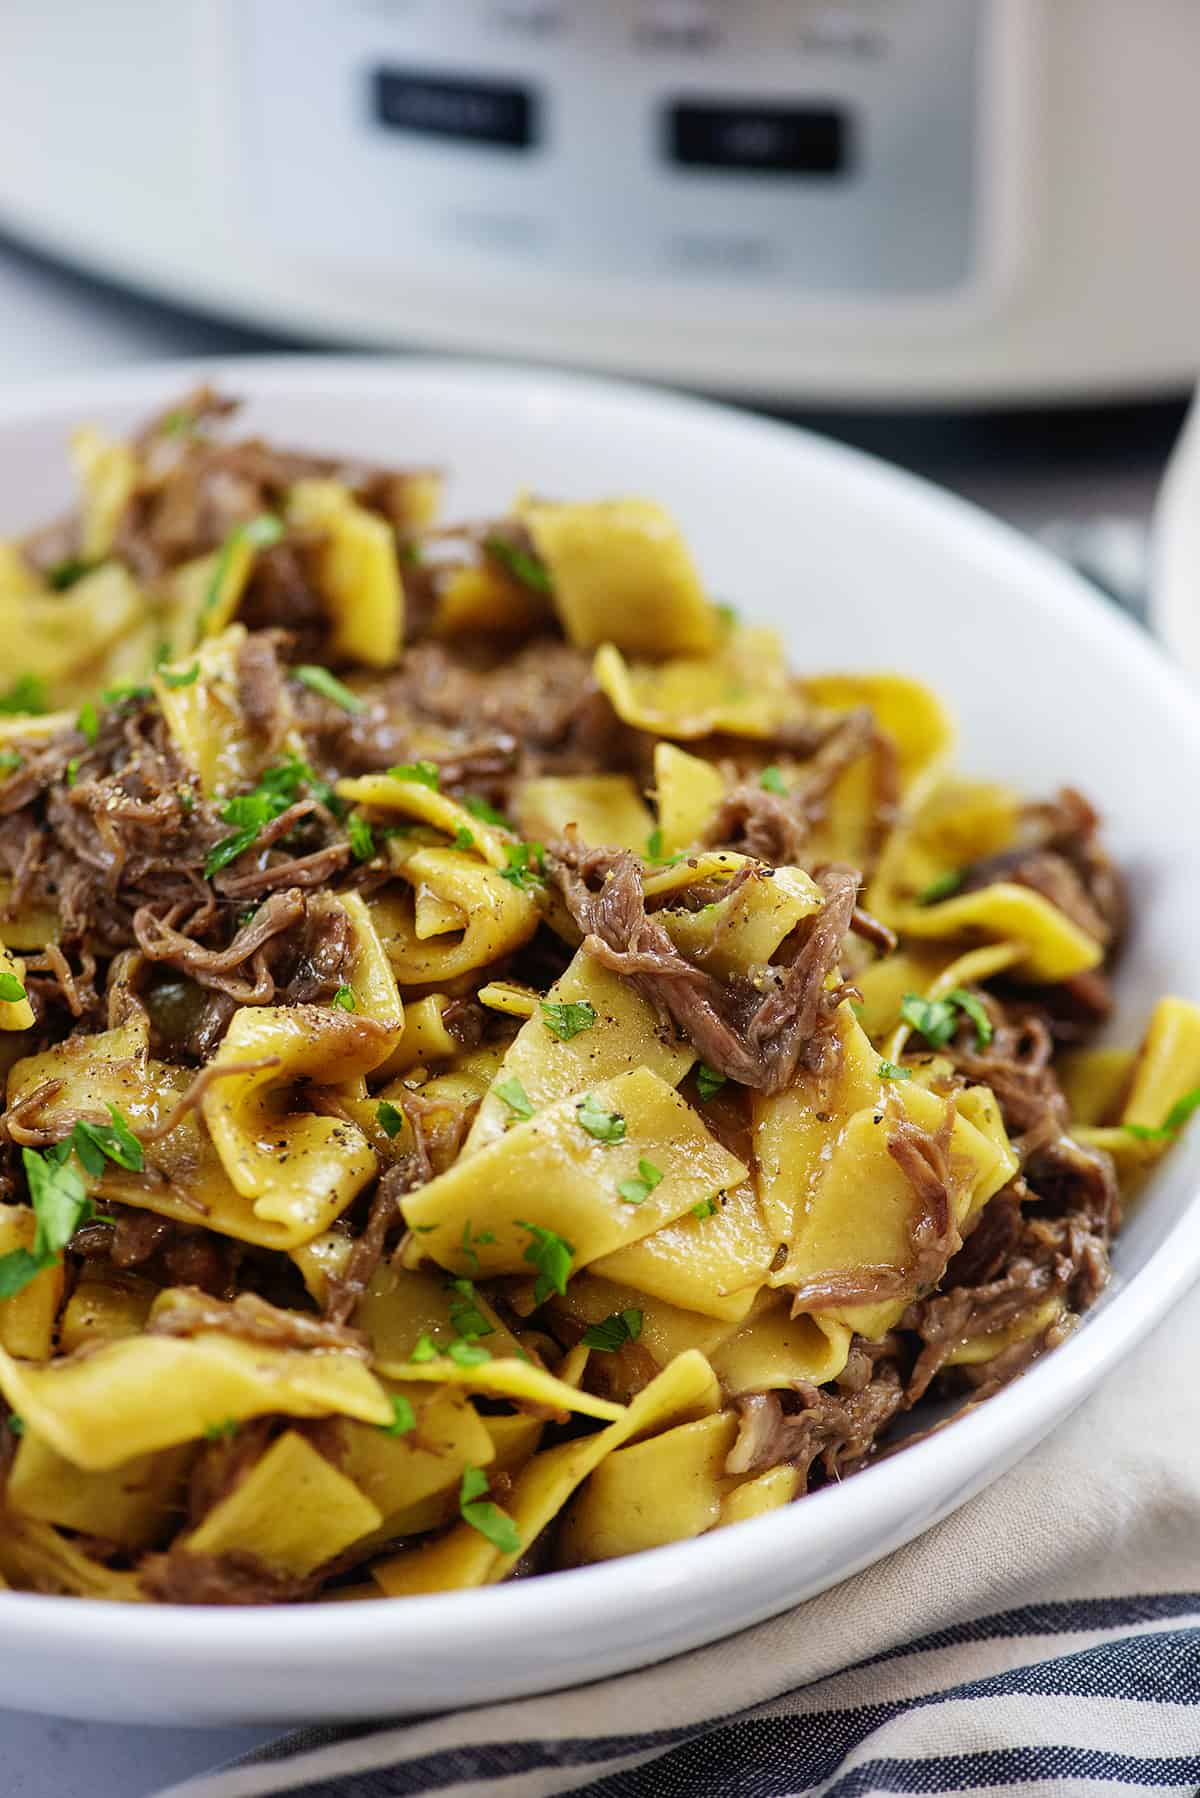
[0,0,1197,405]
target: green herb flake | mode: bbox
[331,985,356,1012]
[387,760,440,790]
[102,682,152,707]
[46,557,99,591]
[459,1464,522,1553]
[0,1143,98,1299]
[203,753,317,879]
[65,757,80,788]
[203,1418,240,1442]
[483,535,552,595]
[0,675,48,717]
[409,1332,439,1364]
[616,1157,664,1206]
[878,1061,913,1082]
[202,513,284,624]
[916,869,963,906]
[0,749,22,776]
[691,1197,718,1220]
[453,826,476,851]
[295,664,366,714]
[348,813,375,861]
[463,794,513,829]
[695,1064,727,1103]
[581,1308,644,1352]
[447,1339,491,1367]
[540,999,597,1042]
[899,993,959,1050]
[576,1092,626,1144]
[447,1276,494,1342]
[643,826,685,868]
[376,1099,405,1139]
[382,1393,417,1437]
[0,971,26,1005]
[76,701,99,746]
[759,764,787,796]
[71,1105,144,1175]
[7,1413,24,1437]
[499,841,546,891]
[160,662,200,690]
[1124,1086,1200,1143]
[495,1076,535,1122]
[518,1221,574,1305]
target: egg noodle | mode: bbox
[0,391,1193,1605]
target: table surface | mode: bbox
[0,226,1186,1797]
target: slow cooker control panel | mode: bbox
[247,0,1015,305]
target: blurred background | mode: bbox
[1,0,1197,618]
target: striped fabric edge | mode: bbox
[154,1595,1200,1798]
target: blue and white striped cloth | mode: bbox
[163,1285,1200,1798]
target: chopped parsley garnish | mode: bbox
[0,1140,112,1300]
[203,1418,240,1442]
[759,765,787,795]
[70,1105,144,1176]
[576,1092,626,1143]
[65,757,80,787]
[484,535,552,595]
[691,1198,718,1220]
[518,1221,574,1304]
[900,989,993,1052]
[102,682,152,707]
[348,814,375,861]
[540,999,597,1042]
[7,1414,23,1437]
[695,1064,727,1102]
[495,1076,535,1122]
[76,701,99,745]
[714,601,739,628]
[0,749,21,776]
[382,1393,416,1437]
[452,826,476,851]
[459,1221,496,1278]
[447,1276,493,1341]
[387,760,440,790]
[459,1465,521,1553]
[581,1308,643,1352]
[462,794,512,829]
[448,1340,491,1367]
[159,662,200,690]
[161,408,196,437]
[46,556,99,591]
[0,971,26,1005]
[1123,1087,1200,1142]
[499,841,545,891]
[331,985,356,1011]
[295,664,366,715]
[916,869,963,906]
[203,753,318,878]
[617,1157,664,1206]
[0,675,48,717]
[878,1061,913,1082]
[410,1332,439,1363]
[376,1099,405,1139]
[202,513,284,624]
[644,826,684,868]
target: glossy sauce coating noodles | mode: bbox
[0,391,1194,1605]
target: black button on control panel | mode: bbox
[666,101,848,175]
[372,69,538,151]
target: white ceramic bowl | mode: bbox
[1,358,1198,1727]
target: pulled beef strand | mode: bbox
[549,848,860,1094]
[148,1287,371,1358]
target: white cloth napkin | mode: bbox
[161,1273,1200,1798]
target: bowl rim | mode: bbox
[0,351,1198,1668]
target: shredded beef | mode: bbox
[549,848,859,1094]
[957,786,1126,952]
[707,709,890,868]
[148,1286,371,1357]
[142,1548,320,1606]
[324,1148,432,1327]
[726,1359,905,1482]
